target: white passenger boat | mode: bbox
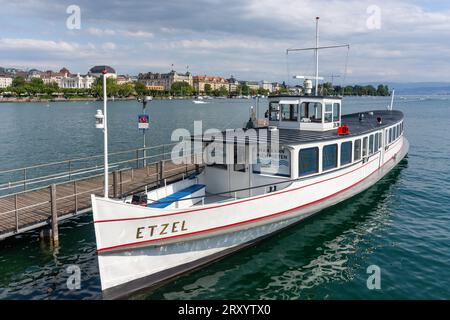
[91,20,409,299]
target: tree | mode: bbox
[117,83,134,97]
[12,76,26,87]
[217,86,228,97]
[204,83,212,95]
[92,77,118,97]
[171,81,193,96]
[134,81,147,96]
[236,84,249,96]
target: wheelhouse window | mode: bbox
[333,103,340,122]
[299,147,319,176]
[323,144,337,171]
[369,135,374,155]
[269,102,280,121]
[324,104,333,123]
[300,102,322,123]
[363,137,368,157]
[341,141,352,166]
[281,104,298,121]
[354,139,362,161]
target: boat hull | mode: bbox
[93,137,409,299]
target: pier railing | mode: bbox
[0,143,201,240]
[0,143,179,197]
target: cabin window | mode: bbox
[324,104,333,123]
[362,137,368,157]
[300,102,322,123]
[323,144,338,171]
[341,141,352,166]
[374,133,379,151]
[378,132,382,150]
[369,135,374,154]
[333,103,340,122]
[389,128,393,143]
[269,102,280,121]
[354,139,362,161]
[385,129,389,145]
[299,147,319,176]
[281,104,298,121]
[206,142,227,170]
[233,144,246,172]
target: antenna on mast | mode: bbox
[315,17,320,96]
[286,18,350,96]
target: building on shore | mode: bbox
[89,65,117,79]
[240,80,260,93]
[39,68,95,89]
[226,76,239,93]
[0,75,13,88]
[259,81,273,93]
[138,70,193,91]
[116,75,133,85]
[192,75,228,93]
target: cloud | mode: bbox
[0,38,79,52]
[87,28,153,38]
[101,42,117,50]
[87,28,116,36]
[2,0,450,82]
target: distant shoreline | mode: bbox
[0,96,137,103]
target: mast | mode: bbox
[286,18,350,96]
[102,70,109,198]
[315,17,319,96]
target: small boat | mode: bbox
[192,99,208,104]
[90,19,409,299]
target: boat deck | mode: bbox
[195,110,404,146]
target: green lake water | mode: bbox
[0,96,449,299]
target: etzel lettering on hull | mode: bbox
[136,220,188,239]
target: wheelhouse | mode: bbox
[268,95,342,131]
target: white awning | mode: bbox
[278,100,299,105]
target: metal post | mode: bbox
[160,160,165,184]
[68,160,72,181]
[50,184,59,246]
[103,72,109,198]
[136,149,139,169]
[74,180,78,214]
[155,162,160,186]
[113,170,119,198]
[143,134,147,167]
[14,194,19,232]
[23,168,27,191]
[315,16,320,96]
[119,170,123,197]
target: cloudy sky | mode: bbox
[1,0,450,84]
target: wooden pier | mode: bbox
[0,145,198,242]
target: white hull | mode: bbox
[92,136,409,299]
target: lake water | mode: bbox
[0,96,449,299]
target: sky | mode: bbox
[1,0,450,84]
